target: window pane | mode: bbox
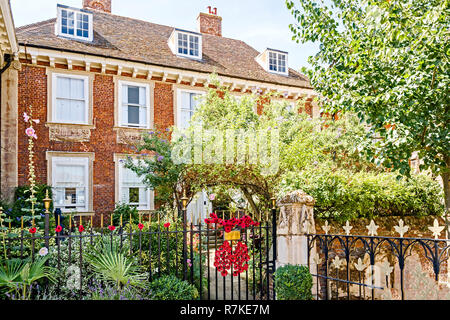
[122,167,143,185]
[70,78,84,100]
[139,87,146,105]
[128,86,140,105]
[129,188,140,203]
[181,91,191,109]
[139,107,147,126]
[180,110,191,128]
[57,77,70,99]
[139,188,148,206]
[54,164,85,186]
[128,106,139,124]
[70,100,86,123]
[56,98,71,121]
[65,188,77,204]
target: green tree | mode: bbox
[286,0,449,215]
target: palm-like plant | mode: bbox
[0,256,56,300]
[85,241,147,290]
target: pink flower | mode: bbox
[25,127,35,138]
[187,259,192,267]
[23,112,30,122]
[209,194,216,201]
[33,119,40,124]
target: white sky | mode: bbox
[10,0,319,71]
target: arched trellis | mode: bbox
[307,221,450,301]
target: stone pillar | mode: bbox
[0,61,20,202]
[276,190,318,295]
[276,190,315,267]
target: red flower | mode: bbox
[221,270,228,277]
[29,227,37,234]
[108,225,115,231]
[138,223,144,230]
[55,225,62,233]
[164,223,170,228]
[78,225,84,233]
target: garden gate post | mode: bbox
[276,190,318,295]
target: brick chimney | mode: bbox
[83,0,112,13]
[197,7,222,37]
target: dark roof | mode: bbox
[16,9,312,89]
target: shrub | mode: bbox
[113,203,139,226]
[149,275,199,300]
[274,265,312,300]
[7,185,53,229]
[279,169,444,222]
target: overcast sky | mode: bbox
[10,0,319,71]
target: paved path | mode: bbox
[201,249,258,300]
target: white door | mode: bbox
[187,190,212,225]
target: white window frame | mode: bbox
[118,80,151,129]
[176,30,202,60]
[51,156,90,213]
[176,88,205,128]
[56,5,94,42]
[118,159,154,211]
[267,50,288,76]
[52,73,90,125]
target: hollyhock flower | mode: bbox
[209,194,216,201]
[164,223,170,228]
[25,127,36,138]
[55,225,62,233]
[33,119,40,124]
[138,223,144,230]
[108,225,116,231]
[78,225,84,233]
[29,227,37,234]
[23,112,31,122]
[187,259,192,267]
[39,247,48,257]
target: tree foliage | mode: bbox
[286,0,449,211]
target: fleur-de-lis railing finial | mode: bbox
[380,261,393,277]
[343,220,353,236]
[322,221,331,235]
[394,219,409,238]
[354,258,367,272]
[428,219,445,240]
[366,220,379,237]
[331,256,342,269]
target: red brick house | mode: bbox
[9,0,317,222]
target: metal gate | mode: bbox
[179,200,277,300]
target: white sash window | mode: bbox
[118,161,154,210]
[178,89,204,129]
[53,73,89,124]
[119,81,150,128]
[56,5,93,42]
[52,157,89,212]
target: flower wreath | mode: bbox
[205,213,259,277]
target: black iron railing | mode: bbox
[307,233,450,300]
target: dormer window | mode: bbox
[256,48,289,76]
[56,5,93,42]
[168,29,202,60]
[269,51,287,74]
